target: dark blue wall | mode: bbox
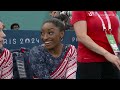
[3,30,78,50]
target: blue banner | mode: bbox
[3,30,78,50]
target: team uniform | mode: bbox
[29,44,77,79]
[0,48,13,79]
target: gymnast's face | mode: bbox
[41,22,64,50]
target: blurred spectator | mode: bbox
[55,14,73,30]
[60,11,72,19]
[49,11,60,18]
[10,23,20,30]
[55,11,73,30]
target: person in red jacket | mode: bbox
[71,11,120,79]
[0,21,13,79]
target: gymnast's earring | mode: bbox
[61,37,63,41]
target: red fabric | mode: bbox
[71,11,120,63]
[0,48,13,79]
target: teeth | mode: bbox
[45,42,50,44]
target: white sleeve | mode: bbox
[66,45,77,79]
[1,50,13,79]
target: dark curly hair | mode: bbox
[42,18,65,32]
[10,23,20,29]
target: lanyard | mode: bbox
[95,11,112,32]
[96,11,120,55]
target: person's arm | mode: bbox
[66,45,77,79]
[118,27,120,44]
[74,21,110,56]
[73,21,120,70]
[29,47,50,79]
[1,50,13,79]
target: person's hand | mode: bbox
[104,52,120,70]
